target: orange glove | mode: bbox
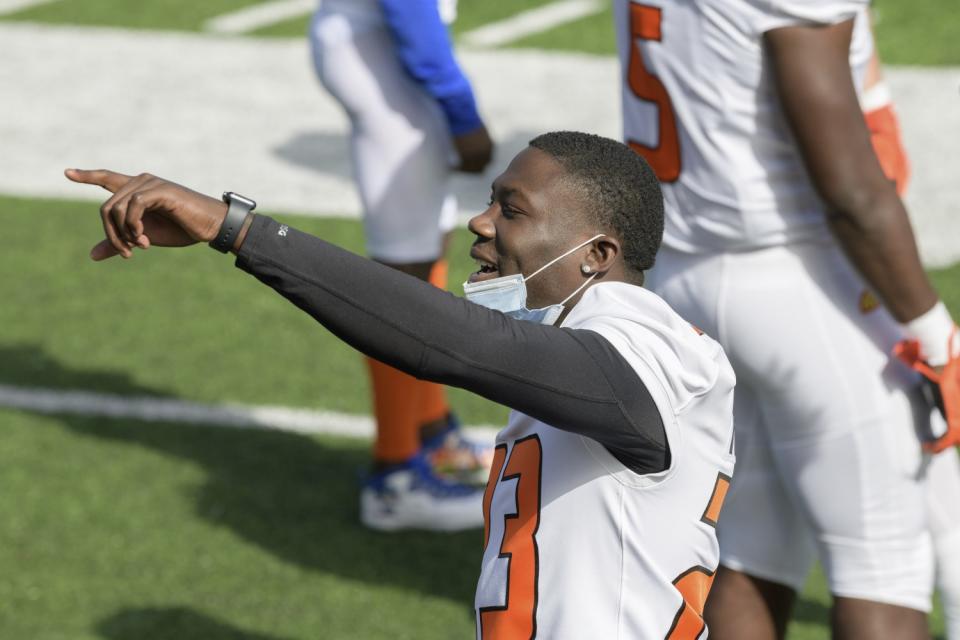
[864,98,910,196]
[894,327,960,453]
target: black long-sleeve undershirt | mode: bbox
[235,215,669,474]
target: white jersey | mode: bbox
[475,283,735,639]
[616,0,872,252]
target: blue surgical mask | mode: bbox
[462,234,603,325]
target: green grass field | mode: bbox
[2,0,958,637]
[0,410,481,640]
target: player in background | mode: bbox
[864,39,960,640]
[67,130,736,638]
[616,0,959,638]
[309,0,495,531]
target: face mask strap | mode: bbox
[523,234,605,282]
[559,272,599,306]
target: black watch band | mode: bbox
[210,191,257,253]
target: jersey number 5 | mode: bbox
[626,3,681,182]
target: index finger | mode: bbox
[64,168,134,194]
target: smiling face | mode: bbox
[467,146,625,311]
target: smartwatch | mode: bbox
[210,191,257,253]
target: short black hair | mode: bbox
[529,131,664,273]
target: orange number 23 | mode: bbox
[626,3,681,182]
[480,441,729,640]
[480,436,542,640]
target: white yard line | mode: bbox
[0,0,56,16]
[205,0,315,35]
[0,384,500,443]
[460,0,605,48]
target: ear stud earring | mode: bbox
[581,265,592,274]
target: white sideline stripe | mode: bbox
[0,385,501,443]
[205,0,315,35]
[461,0,605,48]
[0,0,56,16]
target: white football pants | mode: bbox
[309,5,458,264]
[648,240,949,612]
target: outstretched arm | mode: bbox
[65,168,668,474]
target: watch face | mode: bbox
[223,192,257,209]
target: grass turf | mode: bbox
[0,409,480,639]
[0,0,269,31]
[871,0,960,66]
[246,0,561,38]
[3,0,957,65]
[0,0,558,38]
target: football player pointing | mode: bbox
[617,0,959,638]
[67,131,735,637]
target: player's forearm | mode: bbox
[765,20,939,323]
[235,215,668,472]
[826,195,938,322]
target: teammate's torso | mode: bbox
[616,0,872,252]
[474,283,736,638]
